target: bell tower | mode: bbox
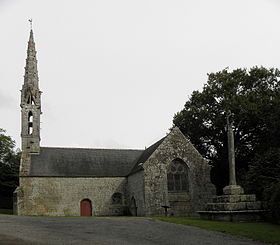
[21,25,41,153]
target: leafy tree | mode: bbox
[0,128,20,208]
[173,67,280,195]
[246,148,280,223]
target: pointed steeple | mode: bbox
[24,29,39,88]
[21,24,42,154]
[29,29,34,42]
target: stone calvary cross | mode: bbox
[28,19,33,30]
[226,111,237,186]
[198,110,264,221]
[223,110,244,195]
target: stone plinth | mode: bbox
[223,185,244,195]
[198,185,265,222]
[198,210,264,222]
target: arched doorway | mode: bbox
[129,197,137,216]
[80,199,92,216]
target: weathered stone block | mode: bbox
[199,210,265,222]
[213,194,257,203]
[213,195,242,203]
[246,201,262,210]
[240,194,256,202]
[206,203,225,211]
[213,196,227,203]
[224,202,246,211]
[168,193,190,202]
[223,185,244,195]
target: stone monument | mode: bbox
[198,111,265,222]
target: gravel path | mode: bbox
[0,215,269,245]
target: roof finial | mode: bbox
[28,19,33,30]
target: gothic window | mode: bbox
[27,94,35,105]
[112,192,122,205]
[167,159,189,192]
[28,111,33,135]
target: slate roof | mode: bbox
[129,136,166,174]
[30,147,144,177]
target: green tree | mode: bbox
[246,148,280,223]
[173,67,280,195]
[0,128,20,208]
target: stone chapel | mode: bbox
[14,29,215,216]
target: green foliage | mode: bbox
[0,128,20,207]
[154,217,280,244]
[268,181,280,224]
[173,67,280,194]
[0,128,16,165]
[246,148,280,223]
[246,148,280,198]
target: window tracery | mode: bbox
[112,192,122,205]
[167,159,189,192]
[27,94,35,105]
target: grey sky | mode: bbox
[0,0,280,150]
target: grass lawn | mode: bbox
[154,217,280,244]
[0,209,13,215]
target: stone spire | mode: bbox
[23,29,39,89]
[20,25,41,154]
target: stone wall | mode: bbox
[18,177,127,216]
[19,152,31,176]
[168,192,191,216]
[21,106,41,153]
[127,171,145,216]
[143,127,216,216]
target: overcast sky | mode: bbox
[0,0,280,150]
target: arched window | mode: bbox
[112,192,122,205]
[167,159,189,192]
[27,94,35,105]
[28,111,33,135]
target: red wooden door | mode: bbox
[80,199,92,216]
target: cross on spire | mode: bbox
[28,19,33,30]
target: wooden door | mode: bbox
[80,199,92,216]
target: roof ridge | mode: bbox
[129,136,166,175]
[40,146,144,151]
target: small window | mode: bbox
[112,192,122,205]
[27,94,35,105]
[28,111,33,135]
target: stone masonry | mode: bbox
[20,29,41,154]
[17,177,127,216]
[141,128,216,217]
[15,27,216,217]
[198,112,265,221]
[199,186,264,222]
